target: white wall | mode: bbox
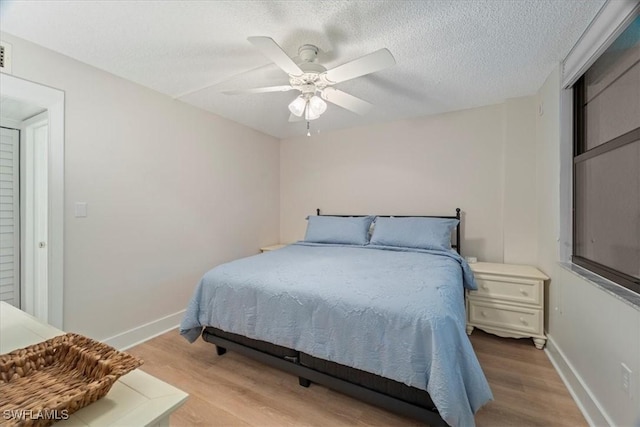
[536,67,640,427]
[536,69,561,278]
[1,33,280,346]
[503,97,538,264]
[280,99,538,264]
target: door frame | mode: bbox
[21,112,49,320]
[0,73,64,329]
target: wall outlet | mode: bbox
[621,363,632,397]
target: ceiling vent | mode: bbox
[0,41,12,74]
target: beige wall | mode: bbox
[1,33,280,344]
[280,99,538,264]
[535,69,561,278]
[503,97,538,264]
[537,67,640,427]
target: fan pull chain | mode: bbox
[307,121,311,137]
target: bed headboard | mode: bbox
[315,208,462,255]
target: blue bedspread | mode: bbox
[181,243,492,426]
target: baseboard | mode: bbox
[545,334,613,427]
[103,310,185,351]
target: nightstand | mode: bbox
[260,244,288,253]
[466,262,549,349]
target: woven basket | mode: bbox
[0,333,143,426]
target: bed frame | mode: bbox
[201,208,463,427]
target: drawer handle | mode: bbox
[482,285,489,290]
[480,311,487,317]
[519,317,528,325]
[519,288,528,296]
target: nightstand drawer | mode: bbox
[473,275,541,305]
[468,300,542,335]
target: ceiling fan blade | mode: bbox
[324,48,396,84]
[321,87,373,115]
[248,36,303,76]
[288,113,304,123]
[222,85,294,95]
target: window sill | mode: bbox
[558,262,640,311]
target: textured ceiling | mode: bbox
[0,0,605,139]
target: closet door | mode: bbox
[0,127,20,307]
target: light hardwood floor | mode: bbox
[128,329,586,426]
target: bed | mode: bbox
[181,209,493,426]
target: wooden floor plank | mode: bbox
[128,329,585,426]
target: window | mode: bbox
[572,15,640,294]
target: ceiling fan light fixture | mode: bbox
[304,94,327,121]
[308,95,327,116]
[288,96,306,117]
[305,104,321,121]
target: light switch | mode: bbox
[75,202,87,218]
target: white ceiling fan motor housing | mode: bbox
[289,44,332,92]
[298,44,318,62]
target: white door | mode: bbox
[0,127,20,307]
[21,113,48,320]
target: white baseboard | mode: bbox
[545,334,613,427]
[103,310,185,351]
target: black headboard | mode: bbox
[315,208,462,255]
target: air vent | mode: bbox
[0,41,12,74]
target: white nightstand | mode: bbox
[260,243,288,253]
[466,262,549,349]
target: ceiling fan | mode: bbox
[223,37,396,123]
